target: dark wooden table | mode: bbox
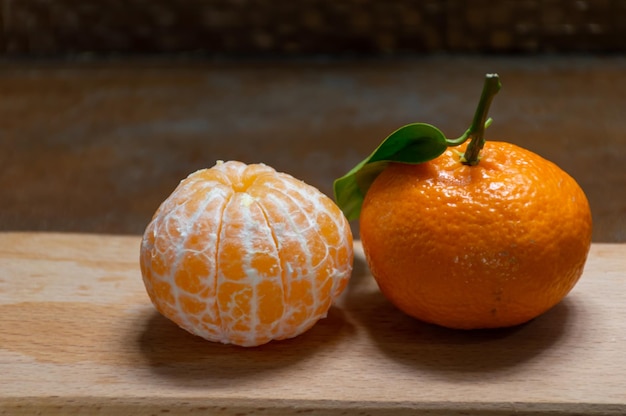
[1,56,625,241]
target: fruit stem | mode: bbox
[459,73,501,165]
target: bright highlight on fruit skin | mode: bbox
[140,160,354,347]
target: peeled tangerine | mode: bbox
[139,160,354,347]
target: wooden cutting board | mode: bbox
[1,232,624,415]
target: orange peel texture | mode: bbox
[360,142,592,329]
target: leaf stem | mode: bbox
[459,73,501,165]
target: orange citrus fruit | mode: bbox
[140,160,354,346]
[359,141,592,329]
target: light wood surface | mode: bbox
[1,232,624,415]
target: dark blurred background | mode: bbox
[2,0,626,56]
[1,0,625,241]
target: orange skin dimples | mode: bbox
[360,142,592,329]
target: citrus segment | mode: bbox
[140,160,353,346]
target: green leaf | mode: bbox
[333,123,448,220]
